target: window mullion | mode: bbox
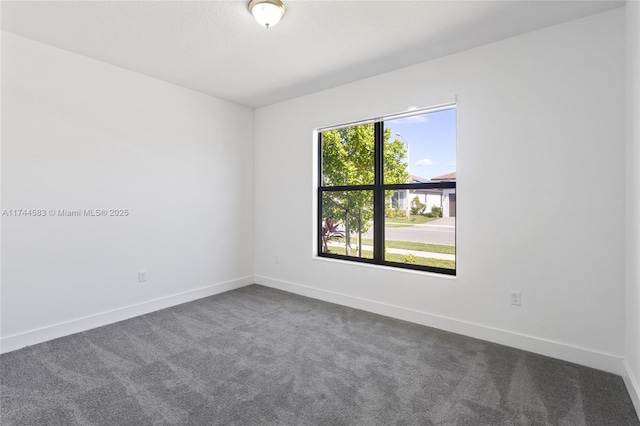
[318,132,323,256]
[373,121,385,263]
[317,106,456,275]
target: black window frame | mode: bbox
[317,108,456,276]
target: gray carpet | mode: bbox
[1,285,638,425]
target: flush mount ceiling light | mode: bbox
[248,0,286,29]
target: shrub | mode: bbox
[410,196,426,215]
[403,254,417,264]
[431,205,442,218]
[386,208,406,219]
[321,219,344,252]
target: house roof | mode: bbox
[408,174,430,184]
[431,171,457,181]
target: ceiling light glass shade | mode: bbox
[249,0,286,28]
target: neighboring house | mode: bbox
[431,171,456,218]
[390,175,444,214]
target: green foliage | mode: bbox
[329,238,456,269]
[321,124,409,235]
[321,124,375,187]
[321,219,344,253]
[410,196,426,215]
[403,254,417,264]
[383,214,439,225]
[385,208,407,219]
[425,205,442,218]
[358,238,455,254]
[386,253,454,269]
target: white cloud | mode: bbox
[446,161,456,166]
[416,158,433,166]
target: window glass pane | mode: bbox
[383,109,456,185]
[321,190,374,259]
[317,106,456,275]
[384,189,455,270]
[382,108,456,270]
[321,123,375,186]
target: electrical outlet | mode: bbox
[139,271,147,282]
[510,291,521,306]
[275,255,279,264]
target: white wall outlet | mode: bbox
[139,271,147,282]
[275,255,279,264]
[510,291,521,306]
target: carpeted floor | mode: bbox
[1,285,638,425]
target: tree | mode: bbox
[321,123,409,252]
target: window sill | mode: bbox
[312,255,457,280]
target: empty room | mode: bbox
[1,0,639,424]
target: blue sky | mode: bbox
[384,108,456,180]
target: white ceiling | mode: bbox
[1,0,625,108]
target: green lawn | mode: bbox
[326,246,374,259]
[385,214,440,225]
[326,247,455,269]
[385,252,455,269]
[357,238,455,255]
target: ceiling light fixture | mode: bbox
[248,0,286,29]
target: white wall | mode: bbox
[442,190,455,218]
[625,0,640,413]
[409,191,442,214]
[254,10,626,373]
[1,33,255,352]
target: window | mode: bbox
[318,106,456,275]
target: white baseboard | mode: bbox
[255,275,624,375]
[623,360,640,418]
[0,276,254,354]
